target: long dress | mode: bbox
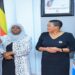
[1,35,31,75]
[36,32,75,75]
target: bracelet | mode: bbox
[61,48,63,52]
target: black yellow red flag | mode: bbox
[0,0,7,36]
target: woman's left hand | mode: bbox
[53,47,62,52]
[46,47,62,53]
[51,47,62,52]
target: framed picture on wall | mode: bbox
[41,0,74,17]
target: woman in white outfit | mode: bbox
[0,24,32,75]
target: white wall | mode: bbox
[32,0,42,75]
[4,0,17,29]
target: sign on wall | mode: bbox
[41,0,74,17]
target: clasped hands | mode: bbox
[3,51,14,60]
[45,47,62,53]
[0,39,14,60]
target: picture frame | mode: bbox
[41,0,74,17]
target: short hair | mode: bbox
[49,20,63,29]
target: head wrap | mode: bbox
[8,24,26,42]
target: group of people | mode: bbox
[0,20,75,75]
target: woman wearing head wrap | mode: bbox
[0,24,32,75]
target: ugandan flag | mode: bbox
[0,0,7,36]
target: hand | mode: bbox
[4,55,13,60]
[51,47,62,52]
[46,47,62,53]
[3,52,14,59]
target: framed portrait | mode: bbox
[41,0,74,17]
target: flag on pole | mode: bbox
[0,0,7,36]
